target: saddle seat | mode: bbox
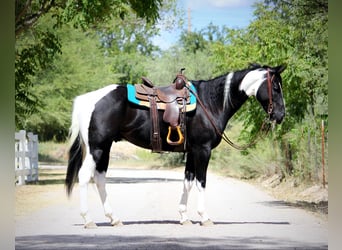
[135,82,190,104]
[127,75,196,147]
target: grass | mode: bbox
[39,141,68,164]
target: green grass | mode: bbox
[209,121,285,180]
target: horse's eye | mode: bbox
[273,82,280,91]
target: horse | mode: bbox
[65,63,286,228]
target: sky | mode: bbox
[153,0,256,50]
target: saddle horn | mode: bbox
[173,68,187,90]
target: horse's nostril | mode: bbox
[276,113,285,124]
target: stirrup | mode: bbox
[166,126,184,146]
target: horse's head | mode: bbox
[240,64,286,124]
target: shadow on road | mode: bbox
[16,234,328,250]
[73,220,290,227]
[106,176,182,184]
[259,200,328,215]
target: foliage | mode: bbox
[24,23,121,141]
[15,0,164,129]
[15,0,163,36]
[15,29,62,128]
[179,31,208,54]
[145,46,216,85]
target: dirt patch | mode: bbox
[15,168,67,218]
[250,175,328,220]
[16,184,65,217]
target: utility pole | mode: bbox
[187,7,191,33]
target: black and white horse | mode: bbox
[66,64,286,228]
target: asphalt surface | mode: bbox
[15,167,328,249]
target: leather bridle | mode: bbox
[267,68,275,116]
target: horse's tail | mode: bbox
[65,98,84,196]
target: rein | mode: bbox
[186,69,274,151]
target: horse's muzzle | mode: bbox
[270,111,285,124]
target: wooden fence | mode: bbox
[15,130,39,185]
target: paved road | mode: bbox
[15,167,328,249]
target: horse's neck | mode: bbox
[194,76,248,132]
[225,88,248,119]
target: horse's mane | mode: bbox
[191,63,268,84]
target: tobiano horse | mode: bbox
[65,63,286,228]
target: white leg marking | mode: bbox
[78,153,96,225]
[93,170,121,226]
[179,179,193,224]
[196,179,210,223]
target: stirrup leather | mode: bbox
[166,126,184,146]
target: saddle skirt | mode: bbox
[126,82,197,112]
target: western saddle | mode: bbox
[134,69,191,152]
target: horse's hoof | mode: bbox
[84,221,98,229]
[180,219,192,225]
[200,219,214,226]
[111,220,123,227]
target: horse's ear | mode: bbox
[274,64,287,74]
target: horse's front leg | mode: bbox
[179,170,195,225]
[195,178,213,226]
[194,146,214,226]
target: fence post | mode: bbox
[15,130,39,185]
[27,132,39,182]
[15,130,26,185]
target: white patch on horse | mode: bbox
[239,69,267,96]
[223,72,234,108]
[70,84,118,147]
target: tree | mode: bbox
[15,0,164,128]
[179,30,208,54]
[24,23,118,141]
[15,0,163,36]
[97,10,160,84]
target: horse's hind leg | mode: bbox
[78,153,97,228]
[91,143,123,226]
[93,170,122,226]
